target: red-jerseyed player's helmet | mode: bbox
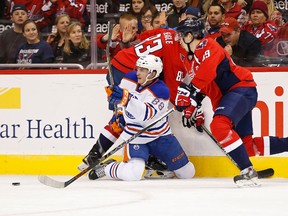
[136,54,163,79]
[176,18,205,39]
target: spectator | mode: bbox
[151,10,167,29]
[63,22,90,67]
[219,0,247,26]
[97,12,140,60]
[166,0,188,28]
[270,9,285,29]
[179,6,202,22]
[216,17,262,66]
[127,0,151,31]
[0,4,28,64]
[274,0,288,23]
[54,0,88,28]
[241,0,278,56]
[140,4,158,32]
[7,0,57,32]
[46,13,71,63]
[15,19,54,64]
[204,3,225,39]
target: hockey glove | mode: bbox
[175,83,192,112]
[109,109,126,133]
[182,106,196,128]
[175,83,199,112]
[192,106,204,133]
[105,85,131,107]
[182,105,204,133]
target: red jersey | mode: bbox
[241,21,278,56]
[111,29,190,105]
[56,0,87,26]
[189,37,256,110]
[8,0,57,30]
[97,32,141,60]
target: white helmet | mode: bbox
[136,54,163,79]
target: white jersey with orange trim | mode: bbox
[119,72,171,144]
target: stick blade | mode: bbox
[257,168,274,179]
[38,175,66,188]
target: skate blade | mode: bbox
[144,170,175,179]
[234,177,261,187]
[77,162,88,171]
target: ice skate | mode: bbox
[233,166,261,187]
[144,155,174,179]
[88,159,116,180]
[77,151,102,171]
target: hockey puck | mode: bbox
[12,182,20,186]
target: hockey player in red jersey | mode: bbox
[174,18,260,187]
[110,28,191,105]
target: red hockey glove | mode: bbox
[182,105,196,128]
[175,83,192,111]
[192,106,205,133]
[182,105,204,133]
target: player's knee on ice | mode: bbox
[105,158,146,181]
[174,162,195,179]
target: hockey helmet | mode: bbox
[136,54,163,79]
[175,18,205,39]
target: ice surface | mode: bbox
[0,175,287,216]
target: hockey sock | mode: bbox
[211,115,253,170]
[105,158,145,181]
[91,124,120,155]
[228,144,253,170]
[253,136,288,156]
[242,135,257,156]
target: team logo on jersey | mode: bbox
[267,23,278,32]
[125,110,135,119]
[0,88,21,109]
[196,39,208,49]
[133,144,140,150]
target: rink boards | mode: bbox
[0,68,288,177]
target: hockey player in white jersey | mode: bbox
[91,54,195,181]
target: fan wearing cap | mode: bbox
[0,4,28,63]
[241,0,278,56]
[179,6,202,22]
[216,17,261,66]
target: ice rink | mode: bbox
[0,175,287,216]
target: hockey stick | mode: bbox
[200,124,274,179]
[38,108,175,188]
[106,20,114,86]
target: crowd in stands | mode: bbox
[0,0,287,68]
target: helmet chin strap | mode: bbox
[142,71,155,86]
[183,33,195,55]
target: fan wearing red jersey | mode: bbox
[174,18,260,187]
[7,0,57,31]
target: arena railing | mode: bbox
[0,63,84,69]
